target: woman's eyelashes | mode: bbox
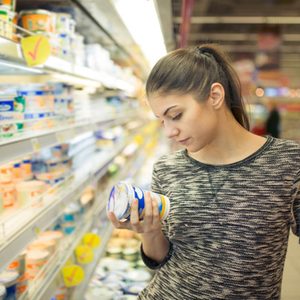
[171,113,182,121]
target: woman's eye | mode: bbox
[172,113,182,121]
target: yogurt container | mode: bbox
[0,271,18,299]
[26,249,50,279]
[16,180,46,206]
[107,182,170,221]
[0,284,5,300]
[19,9,54,33]
[0,182,16,208]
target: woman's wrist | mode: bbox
[141,229,164,241]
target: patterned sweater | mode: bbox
[139,136,300,300]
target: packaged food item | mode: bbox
[16,273,28,298]
[26,249,50,279]
[0,95,14,121]
[27,237,56,254]
[0,164,13,183]
[107,182,170,222]
[0,182,16,208]
[6,251,26,275]
[0,271,18,299]
[16,180,46,206]
[0,284,5,300]
[19,9,54,33]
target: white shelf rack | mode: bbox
[20,136,151,300]
[0,134,136,272]
[0,110,137,165]
[0,37,134,92]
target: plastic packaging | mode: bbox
[107,182,170,222]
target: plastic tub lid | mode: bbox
[0,284,5,296]
[26,249,49,261]
[0,271,19,286]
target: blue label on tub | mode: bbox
[133,186,145,214]
[0,101,14,112]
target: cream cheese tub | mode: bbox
[0,284,5,300]
[107,182,170,222]
[26,249,50,279]
[16,180,46,206]
[0,271,18,299]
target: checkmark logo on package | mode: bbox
[21,35,51,66]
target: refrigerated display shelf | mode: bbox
[0,37,134,92]
[70,224,113,300]
[24,135,152,300]
[20,209,97,300]
[0,134,138,272]
[0,110,138,165]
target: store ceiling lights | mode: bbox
[112,0,167,69]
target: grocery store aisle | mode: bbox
[282,232,300,299]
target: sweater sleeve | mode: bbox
[140,161,173,269]
[291,169,300,244]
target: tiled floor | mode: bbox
[281,232,300,299]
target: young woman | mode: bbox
[108,44,300,299]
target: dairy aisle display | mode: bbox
[0,0,163,299]
[84,132,169,300]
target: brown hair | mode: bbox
[146,44,250,130]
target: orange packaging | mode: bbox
[20,10,54,33]
[16,273,29,297]
[0,182,16,208]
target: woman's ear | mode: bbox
[209,83,225,110]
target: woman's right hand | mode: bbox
[108,191,162,235]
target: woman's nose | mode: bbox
[164,124,179,139]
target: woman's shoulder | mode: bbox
[271,137,300,155]
[153,149,187,170]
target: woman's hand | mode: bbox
[108,191,162,235]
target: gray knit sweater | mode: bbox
[139,136,300,300]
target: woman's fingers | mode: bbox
[152,199,160,226]
[130,199,142,232]
[144,192,153,225]
[108,212,130,229]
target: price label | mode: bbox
[21,35,51,66]
[62,264,84,287]
[75,245,94,264]
[82,233,101,249]
[31,138,41,152]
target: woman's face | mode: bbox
[149,93,219,153]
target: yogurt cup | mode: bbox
[6,251,25,275]
[0,182,16,208]
[27,237,56,254]
[0,164,13,183]
[16,180,46,206]
[19,9,54,33]
[107,182,170,222]
[0,284,5,300]
[26,249,50,279]
[0,271,18,299]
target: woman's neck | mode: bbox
[188,113,267,165]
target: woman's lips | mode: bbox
[178,138,190,145]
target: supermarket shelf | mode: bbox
[27,137,150,300]
[0,136,134,271]
[70,224,113,300]
[23,211,95,300]
[69,143,153,299]
[0,110,137,165]
[0,37,134,92]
